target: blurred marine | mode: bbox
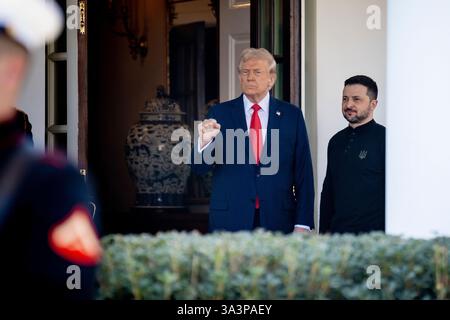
[0,0,102,299]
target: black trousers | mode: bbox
[253,208,260,229]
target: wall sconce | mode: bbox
[107,0,148,61]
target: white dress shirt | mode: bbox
[243,93,269,144]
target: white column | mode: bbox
[386,0,450,238]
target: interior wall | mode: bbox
[90,0,168,215]
[386,0,450,238]
[18,49,46,151]
[305,0,387,228]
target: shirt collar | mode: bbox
[347,119,376,134]
[243,93,270,113]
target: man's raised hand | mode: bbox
[199,119,221,149]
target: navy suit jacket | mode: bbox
[191,95,314,233]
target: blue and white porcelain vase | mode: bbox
[125,86,190,208]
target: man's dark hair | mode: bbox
[344,75,378,100]
[16,109,33,146]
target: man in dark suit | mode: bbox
[191,48,314,234]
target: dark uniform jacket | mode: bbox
[0,111,98,299]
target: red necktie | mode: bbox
[250,104,262,208]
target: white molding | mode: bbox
[228,33,250,100]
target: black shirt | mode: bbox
[320,119,385,234]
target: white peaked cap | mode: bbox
[0,0,63,50]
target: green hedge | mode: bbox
[97,231,449,300]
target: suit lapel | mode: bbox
[261,97,282,165]
[229,95,251,163]
[230,95,247,131]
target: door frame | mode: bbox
[77,0,88,172]
[250,0,301,107]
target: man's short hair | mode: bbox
[344,75,378,100]
[238,48,277,74]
